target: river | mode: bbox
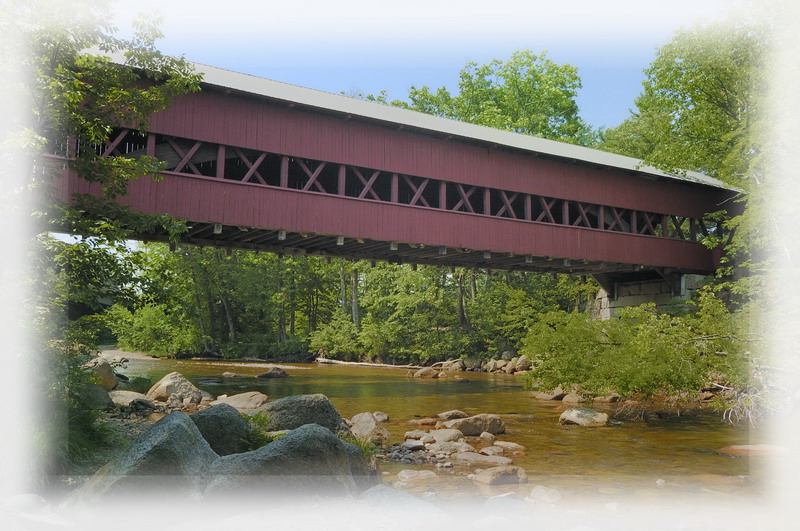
[116,354,769,503]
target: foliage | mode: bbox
[374,50,598,146]
[338,432,379,459]
[309,311,362,361]
[104,303,201,357]
[520,289,755,404]
[241,411,283,450]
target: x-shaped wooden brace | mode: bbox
[536,197,557,223]
[669,216,688,239]
[606,207,629,232]
[571,202,592,227]
[638,212,658,235]
[233,147,267,184]
[452,184,476,213]
[497,190,519,219]
[351,167,381,200]
[101,129,131,157]
[403,175,430,207]
[164,137,203,175]
[297,159,327,193]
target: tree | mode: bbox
[376,50,598,146]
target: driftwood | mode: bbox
[315,357,424,370]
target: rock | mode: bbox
[527,485,562,504]
[484,359,497,372]
[397,469,437,481]
[594,393,621,403]
[515,357,532,371]
[436,371,447,379]
[436,409,469,420]
[401,440,425,451]
[166,393,183,409]
[373,411,389,422]
[442,413,505,436]
[191,403,251,455]
[257,366,288,378]
[463,356,481,370]
[429,429,464,443]
[205,423,378,496]
[562,392,583,404]
[408,417,437,426]
[108,390,153,409]
[495,360,507,370]
[80,383,113,410]
[404,429,428,440]
[413,367,438,378]
[504,358,517,373]
[350,412,390,445]
[146,372,202,404]
[559,407,609,427]
[479,431,496,444]
[420,434,435,444]
[479,446,504,456]
[500,350,515,360]
[255,393,348,433]
[85,357,117,391]
[494,441,525,451]
[66,412,218,503]
[717,444,790,457]
[210,391,269,413]
[451,452,512,466]
[472,465,527,485]
[531,386,567,400]
[446,360,466,371]
[116,376,151,393]
[221,371,245,378]
[425,441,476,455]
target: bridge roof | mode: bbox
[191,60,733,192]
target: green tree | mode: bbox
[379,50,598,146]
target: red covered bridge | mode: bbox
[54,61,739,295]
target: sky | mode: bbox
[114,0,737,130]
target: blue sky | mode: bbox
[121,1,733,130]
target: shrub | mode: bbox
[105,303,201,357]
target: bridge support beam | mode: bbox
[591,272,709,320]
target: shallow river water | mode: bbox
[117,356,771,503]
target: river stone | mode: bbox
[401,439,426,451]
[117,376,151,394]
[527,485,562,504]
[420,434,435,444]
[222,371,245,378]
[562,392,583,405]
[66,412,218,504]
[430,429,464,443]
[191,403,251,455]
[373,411,389,422]
[425,441,475,455]
[515,357,532,371]
[204,423,378,497]
[494,360,507,371]
[472,465,527,485]
[146,372,202,404]
[255,393,348,433]
[108,390,151,408]
[404,429,428,440]
[479,431,496,444]
[494,441,525,451]
[451,452,512,466]
[446,360,466,371]
[559,407,608,427]
[504,357,518,373]
[463,356,481,370]
[413,367,438,378]
[211,391,269,412]
[484,359,497,372]
[442,413,505,435]
[85,357,117,390]
[80,383,113,410]
[408,417,437,426]
[479,446,504,456]
[350,412,390,444]
[436,409,469,420]
[531,387,567,400]
[257,366,288,378]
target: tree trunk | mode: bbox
[350,268,360,327]
[277,256,286,342]
[219,292,237,342]
[469,269,477,300]
[340,262,348,314]
[457,271,472,332]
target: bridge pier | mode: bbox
[592,273,709,319]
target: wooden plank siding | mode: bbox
[148,89,732,221]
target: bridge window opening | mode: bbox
[344,166,390,201]
[223,149,281,185]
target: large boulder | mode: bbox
[350,412,390,445]
[191,404,251,455]
[436,409,468,420]
[205,423,379,497]
[413,367,438,379]
[425,441,476,455]
[108,390,156,410]
[257,366,288,378]
[255,393,348,433]
[146,372,202,404]
[442,413,505,436]
[429,429,464,443]
[85,357,117,390]
[515,357,532,372]
[559,407,608,427]
[211,391,269,413]
[66,412,218,504]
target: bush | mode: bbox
[308,312,361,360]
[105,303,201,357]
